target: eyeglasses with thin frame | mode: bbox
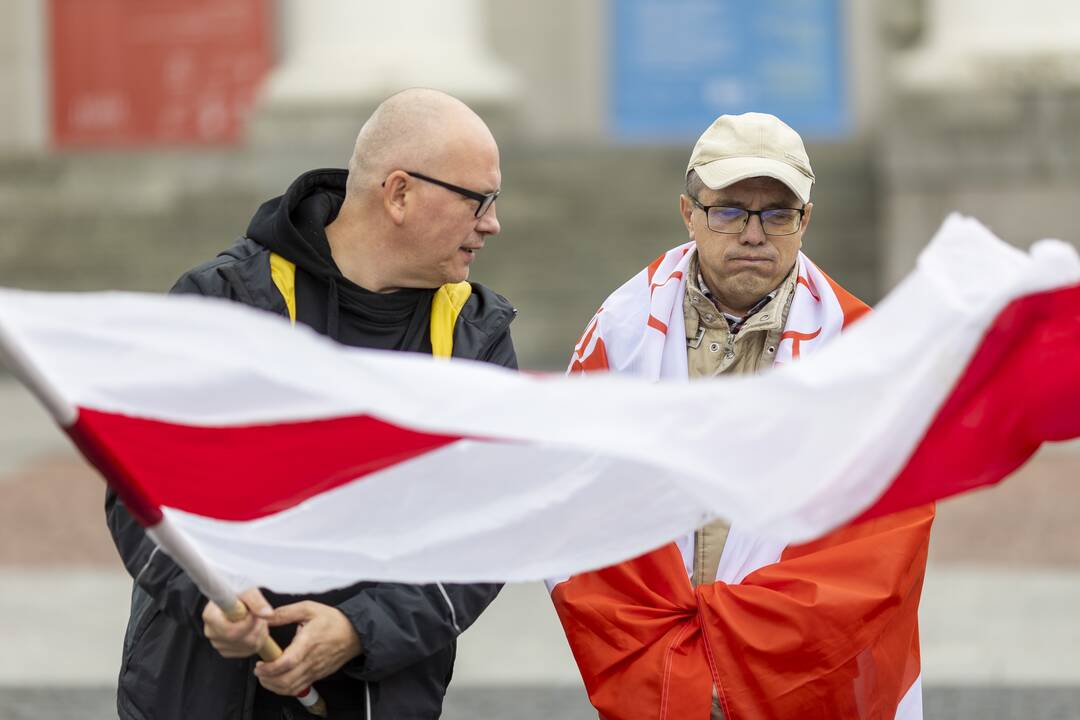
[689,197,804,236]
[388,171,500,218]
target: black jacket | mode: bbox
[107,169,517,720]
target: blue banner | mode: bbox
[611,0,849,141]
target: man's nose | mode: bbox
[477,204,500,236]
[740,214,767,244]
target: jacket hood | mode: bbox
[244,168,348,281]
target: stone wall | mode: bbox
[880,86,1080,290]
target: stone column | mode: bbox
[880,0,1080,289]
[0,0,48,152]
[246,0,518,184]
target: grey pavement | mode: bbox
[2,686,1080,720]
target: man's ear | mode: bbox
[679,194,695,239]
[382,171,410,226]
[799,201,813,246]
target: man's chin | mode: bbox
[444,267,471,285]
[724,278,776,306]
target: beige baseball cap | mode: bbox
[686,112,815,204]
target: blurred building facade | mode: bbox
[0,0,1078,368]
[3,8,1080,713]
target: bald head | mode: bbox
[327,87,502,292]
[346,88,497,197]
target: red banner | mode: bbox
[49,0,271,147]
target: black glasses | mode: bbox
[403,171,500,218]
[689,197,804,236]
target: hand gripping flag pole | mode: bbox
[0,326,328,718]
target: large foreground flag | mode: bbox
[0,215,1077,603]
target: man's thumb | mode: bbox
[268,601,314,627]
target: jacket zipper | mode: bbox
[435,583,462,633]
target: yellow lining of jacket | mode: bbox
[269,253,297,324]
[269,252,471,358]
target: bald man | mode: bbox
[105,89,515,720]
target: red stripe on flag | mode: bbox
[67,414,165,527]
[645,253,666,287]
[74,409,466,522]
[647,315,669,335]
[819,268,871,327]
[855,283,1080,523]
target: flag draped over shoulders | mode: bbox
[569,241,868,378]
[552,507,931,720]
[698,508,931,719]
[552,240,935,719]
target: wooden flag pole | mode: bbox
[138,523,328,718]
[223,601,328,718]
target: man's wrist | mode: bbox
[333,607,364,660]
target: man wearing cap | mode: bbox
[547,113,934,719]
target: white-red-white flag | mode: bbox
[0,215,1076,602]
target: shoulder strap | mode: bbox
[430,282,473,358]
[269,252,297,325]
